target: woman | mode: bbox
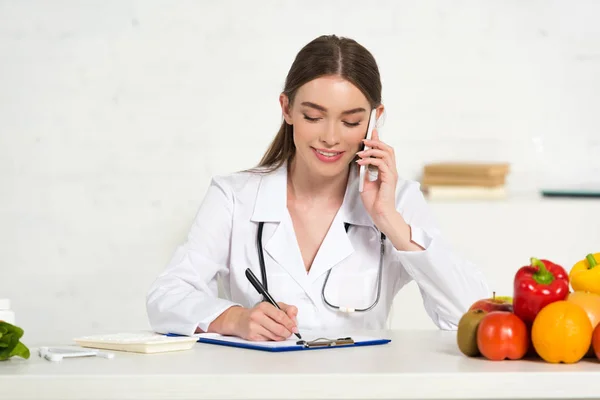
[146,35,489,341]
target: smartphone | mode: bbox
[359,109,378,192]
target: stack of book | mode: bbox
[420,162,510,200]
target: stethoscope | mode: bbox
[256,221,385,313]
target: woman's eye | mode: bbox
[303,114,321,122]
[302,114,360,127]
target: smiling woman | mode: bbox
[284,78,374,170]
[146,35,490,342]
[258,35,383,178]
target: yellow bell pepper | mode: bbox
[569,253,600,294]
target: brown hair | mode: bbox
[256,35,382,171]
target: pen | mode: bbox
[245,268,302,340]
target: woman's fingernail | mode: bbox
[292,327,299,333]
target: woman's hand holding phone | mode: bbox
[357,125,399,222]
[357,115,425,252]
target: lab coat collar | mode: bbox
[250,161,375,228]
[250,164,288,223]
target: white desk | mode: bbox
[1,330,599,400]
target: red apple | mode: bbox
[469,292,513,313]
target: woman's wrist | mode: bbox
[377,211,424,252]
[207,305,243,336]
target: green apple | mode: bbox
[457,309,488,357]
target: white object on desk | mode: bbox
[38,347,115,362]
[73,331,198,354]
[0,298,15,324]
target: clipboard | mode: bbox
[178,332,391,352]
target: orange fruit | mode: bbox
[532,300,592,363]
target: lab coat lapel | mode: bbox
[263,216,312,291]
[250,163,311,294]
[306,211,354,284]
[308,164,374,284]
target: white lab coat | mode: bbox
[146,162,490,336]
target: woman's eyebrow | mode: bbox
[300,102,367,115]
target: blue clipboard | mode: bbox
[168,333,391,352]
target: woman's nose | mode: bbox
[320,122,341,145]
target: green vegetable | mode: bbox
[0,321,30,360]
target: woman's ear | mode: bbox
[279,93,293,125]
[376,104,385,121]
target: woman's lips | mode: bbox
[311,147,345,163]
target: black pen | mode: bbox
[245,268,302,340]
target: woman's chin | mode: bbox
[309,159,352,179]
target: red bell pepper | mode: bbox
[513,257,569,325]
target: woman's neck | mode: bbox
[287,157,349,205]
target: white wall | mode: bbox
[1,1,599,344]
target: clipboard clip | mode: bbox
[296,337,355,348]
